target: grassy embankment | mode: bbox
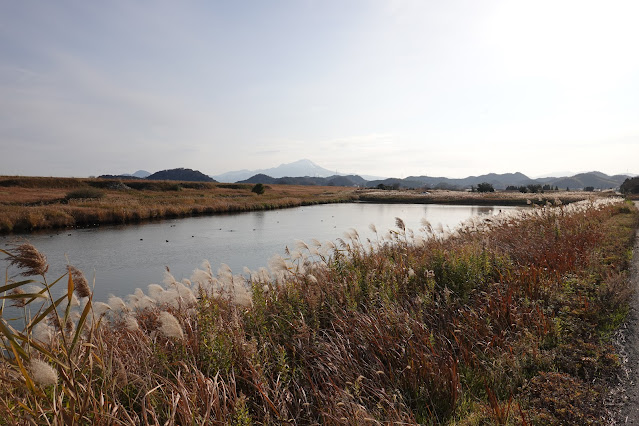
[0,176,356,233]
[0,198,637,424]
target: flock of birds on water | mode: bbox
[42,212,341,243]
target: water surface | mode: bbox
[0,203,516,301]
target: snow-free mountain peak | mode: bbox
[212,159,337,182]
[132,170,151,178]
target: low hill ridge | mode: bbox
[100,168,215,182]
[146,168,215,182]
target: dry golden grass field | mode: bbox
[0,176,356,233]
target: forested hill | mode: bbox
[100,168,215,182]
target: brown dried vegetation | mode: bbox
[0,198,636,424]
[0,176,356,233]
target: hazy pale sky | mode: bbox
[1,0,638,179]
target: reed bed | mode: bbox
[0,177,356,233]
[0,198,637,424]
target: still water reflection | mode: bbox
[0,203,517,301]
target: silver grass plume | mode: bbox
[68,265,91,298]
[158,311,184,339]
[30,359,58,387]
[7,243,49,276]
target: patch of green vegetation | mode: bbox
[65,187,105,200]
[251,183,265,195]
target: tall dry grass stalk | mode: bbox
[6,242,49,276]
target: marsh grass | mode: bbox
[0,198,636,424]
[0,176,356,233]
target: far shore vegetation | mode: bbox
[0,176,356,234]
[0,198,637,423]
[0,176,624,234]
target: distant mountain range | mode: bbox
[101,160,633,190]
[239,169,631,190]
[384,171,631,191]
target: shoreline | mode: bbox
[1,198,358,236]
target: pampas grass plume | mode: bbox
[158,311,184,339]
[8,243,49,276]
[30,359,58,387]
[268,255,288,274]
[233,280,252,308]
[92,302,111,317]
[124,315,139,332]
[148,284,164,300]
[68,265,91,298]
[217,263,233,283]
[139,295,156,310]
[163,270,178,287]
[107,295,127,312]
[176,282,197,305]
[32,322,54,344]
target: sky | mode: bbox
[1,0,638,179]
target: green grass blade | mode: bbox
[2,292,47,301]
[47,273,66,288]
[0,318,29,360]
[14,333,68,370]
[26,294,67,333]
[63,274,74,327]
[10,342,37,394]
[70,297,92,353]
[0,279,39,294]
